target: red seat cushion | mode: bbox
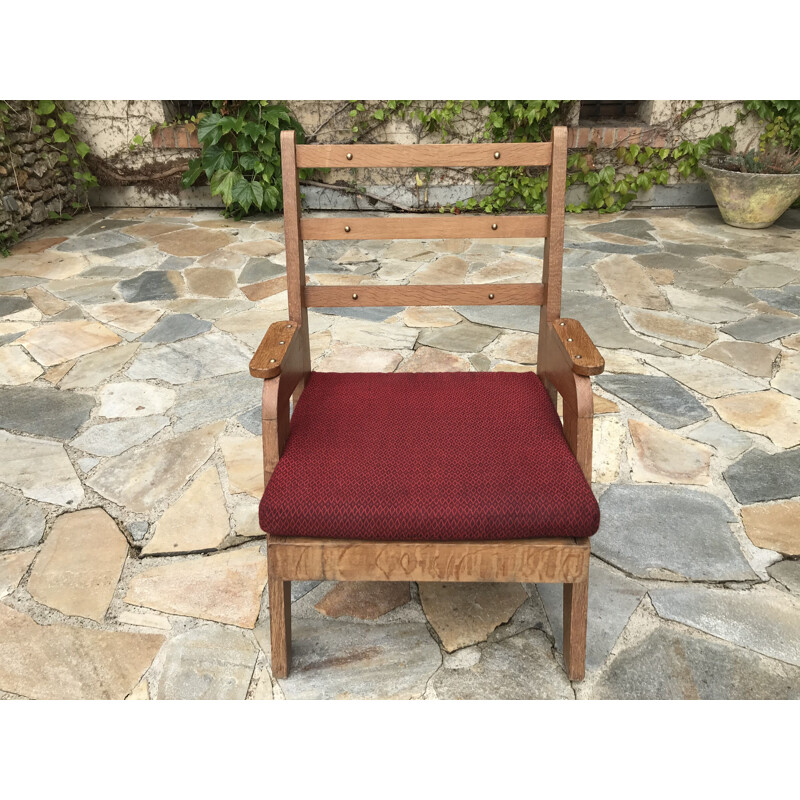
[259,371,600,541]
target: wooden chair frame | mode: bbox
[249,127,604,682]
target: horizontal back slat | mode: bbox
[296,142,553,168]
[301,214,548,241]
[304,284,545,308]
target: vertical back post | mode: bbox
[279,129,311,394]
[541,126,567,325]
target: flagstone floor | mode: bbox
[1,205,799,700]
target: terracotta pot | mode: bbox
[701,161,800,229]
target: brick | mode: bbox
[187,128,200,148]
[567,128,578,147]
[577,127,590,148]
[590,127,604,147]
[602,127,616,148]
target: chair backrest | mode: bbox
[279,126,568,365]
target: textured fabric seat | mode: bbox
[260,371,600,542]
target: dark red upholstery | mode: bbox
[259,371,599,541]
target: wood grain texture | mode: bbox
[267,564,291,679]
[296,142,553,168]
[538,326,595,481]
[563,578,589,681]
[260,323,309,484]
[249,320,299,379]
[280,130,312,385]
[266,536,590,583]
[552,318,605,376]
[540,126,567,327]
[300,214,548,241]
[304,283,544,308]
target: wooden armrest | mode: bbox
[551,318,604,376]
[250,321,300,379]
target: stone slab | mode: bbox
[594,484,754,581]
[125,545,268,627]
[593,254,668,309]
[172,372,261,433]
[0,549,36,598]
[591,623,800,700]
[561,294,675,356]
[117,271,184,303]
[15,319,121,366]
[710,390,800,448]
[700,340,779,378]
[0,384,94,440]
[535,558,646,672]
[58,342,140,389]
[721,315,800,343]
[644,354,764,398]
[0,346,43,385]
[314,582,411,620]
[142,467,230,555]
[139,314,212,343]
[154,625,259,700]
[27,508,129,622]
[418,583,528,652]
[71,416,170,457]
[259,616,441,700]
[740,501,800,556]
[628,419,712,485]
[621,307,717,349]
[87,422,221,514]
[595,374,710,429]
[0,604,163,700]
[0,487,46,550]
[724,448,800,504]
[686,417,752,460]
[125,332,251,384]
[220,437,263,498]
[97,381,175,419]
[0,431,83,506]
[431,629,573,699]
[454,305,540,333]
[769,560,800,594]
[650,585,800,667]
[417,321,499,353]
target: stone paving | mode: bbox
[1,205,800,700]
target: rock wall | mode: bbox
[0,102,86,243]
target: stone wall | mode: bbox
[56,100,762,211]
[0,102,86,244]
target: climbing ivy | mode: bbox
[181,100,306,218]
[0,100,97,215]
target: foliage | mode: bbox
[181,100,306,218]
[0,100,96,209]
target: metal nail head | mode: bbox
[491,223,498,230]
[344,225,351,233]
[269,358,276,363]
[352,293,358,300]
[279,341,285,345]
[575,355,582,359]
[494,151,500,159]
[567,338,573,342]
[346,153,353,160]
[488,293,495,300]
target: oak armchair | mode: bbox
[249,127,604,682]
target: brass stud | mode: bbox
[560,321,566,326]
[488,293,495,300]
[494,151,500,159]
[269,358,276,363]
[567,338,573,342]
[491,223,498,230]
[287,324,292,329]
[352,293,358,300]
[346,153,353,160]
[344,225,351,233]
[279,341,285,345]
[575,354,582,359]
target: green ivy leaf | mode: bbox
[198,113,224,145]
[181,158,205,188]
[53,129,70,143]
[201,144,234,177]
[36,100,56,116]
[59,111,76,126]
[239,152,259,171]
[210,169,239,205]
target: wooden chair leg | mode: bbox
[268,571,292,678]
[563,577,588,681]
